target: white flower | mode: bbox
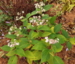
[19,16,24,19]
[7,40,10,43]
[42,19,45,22]
[34,3,39,8]
[9,45,13,47]
[40,2,45,6]
[16,34,19,36]
[17,12,20,15]
[42,14,45,16]
[33,20,36,22]
[14,39,16,41]
[38,16,41,19]
[42,9,46,12]
[22,11,24,13]
[9,28,13,31]
[45,37,49,42]
[8,43,10,46]
[39,22,43,25]
[8,32,11,35]
[46,20,48,22]
[15,43,19,45]
[30,20,33,23]
[19,27,22,30]
[49,39,59,44]
[33,16,36,18]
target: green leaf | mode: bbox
[6,50,15,57]
[67,42,72,50]
[25,51,41,60]
[41,49,50,63]
[57,35,67,44]
[27,58,33,64]
[15,48,26,57]
[8,56,18,64]
[50,16,56,25]
[41,32,51,37]
[31,10,37,16]
[54,24,61,33]
[38,25,50,31]
[5,34,16,39]
[70,37,75,45]
[53,56,64,64]
[21,18,27,22]
[23,20,28,26]
[0,45,10,51]
[49,33,57,39]
[47,53,54,64]
[44,4,53,11]
[29,30,39,39]
[51,43,63,53]
[27,23,36,30]
[62,29,70,38]
[42,14,50,19]
[26,13,31,18]
[19,43,30,49]
[32,42,46,50]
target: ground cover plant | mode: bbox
[0,1,75,64]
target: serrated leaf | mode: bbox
[29,30,39,39]
[38,25,50,31]
[8,56,18,64]
[51,43,63,53]
[5,34,16,39]
[6,50,15,57]
[49,33,57,39]
[57,35,67,44]
[41,32,51,37]
[62,29,70,38]
[31,10,37,16]
[26,13,31,18]
[50,16,56,25]
[67,42,72,50]
[41,49,50,63]
[32,42,46,50]
[53,56,64,64]
[0,45,10,51]
[42,14,50,19]
[44,4,53,11]
[54,24,61,33]
[25,51,41,60]
[70,37,75,45]
[15,48,26,57]
[47,54,54,64]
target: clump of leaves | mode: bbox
[61,0,75,12]
[0,2,75,64]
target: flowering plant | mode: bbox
[0,2,75,64]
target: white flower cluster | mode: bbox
[8,39,19,47]
[15,11,24,21]
[45,37,59,44]
[8,25,22,37]
[34,2,46,13]
[29,15,48,26]
[9,25,17,31]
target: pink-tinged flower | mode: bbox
[45,37,59,44]
[49,39,58,44]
